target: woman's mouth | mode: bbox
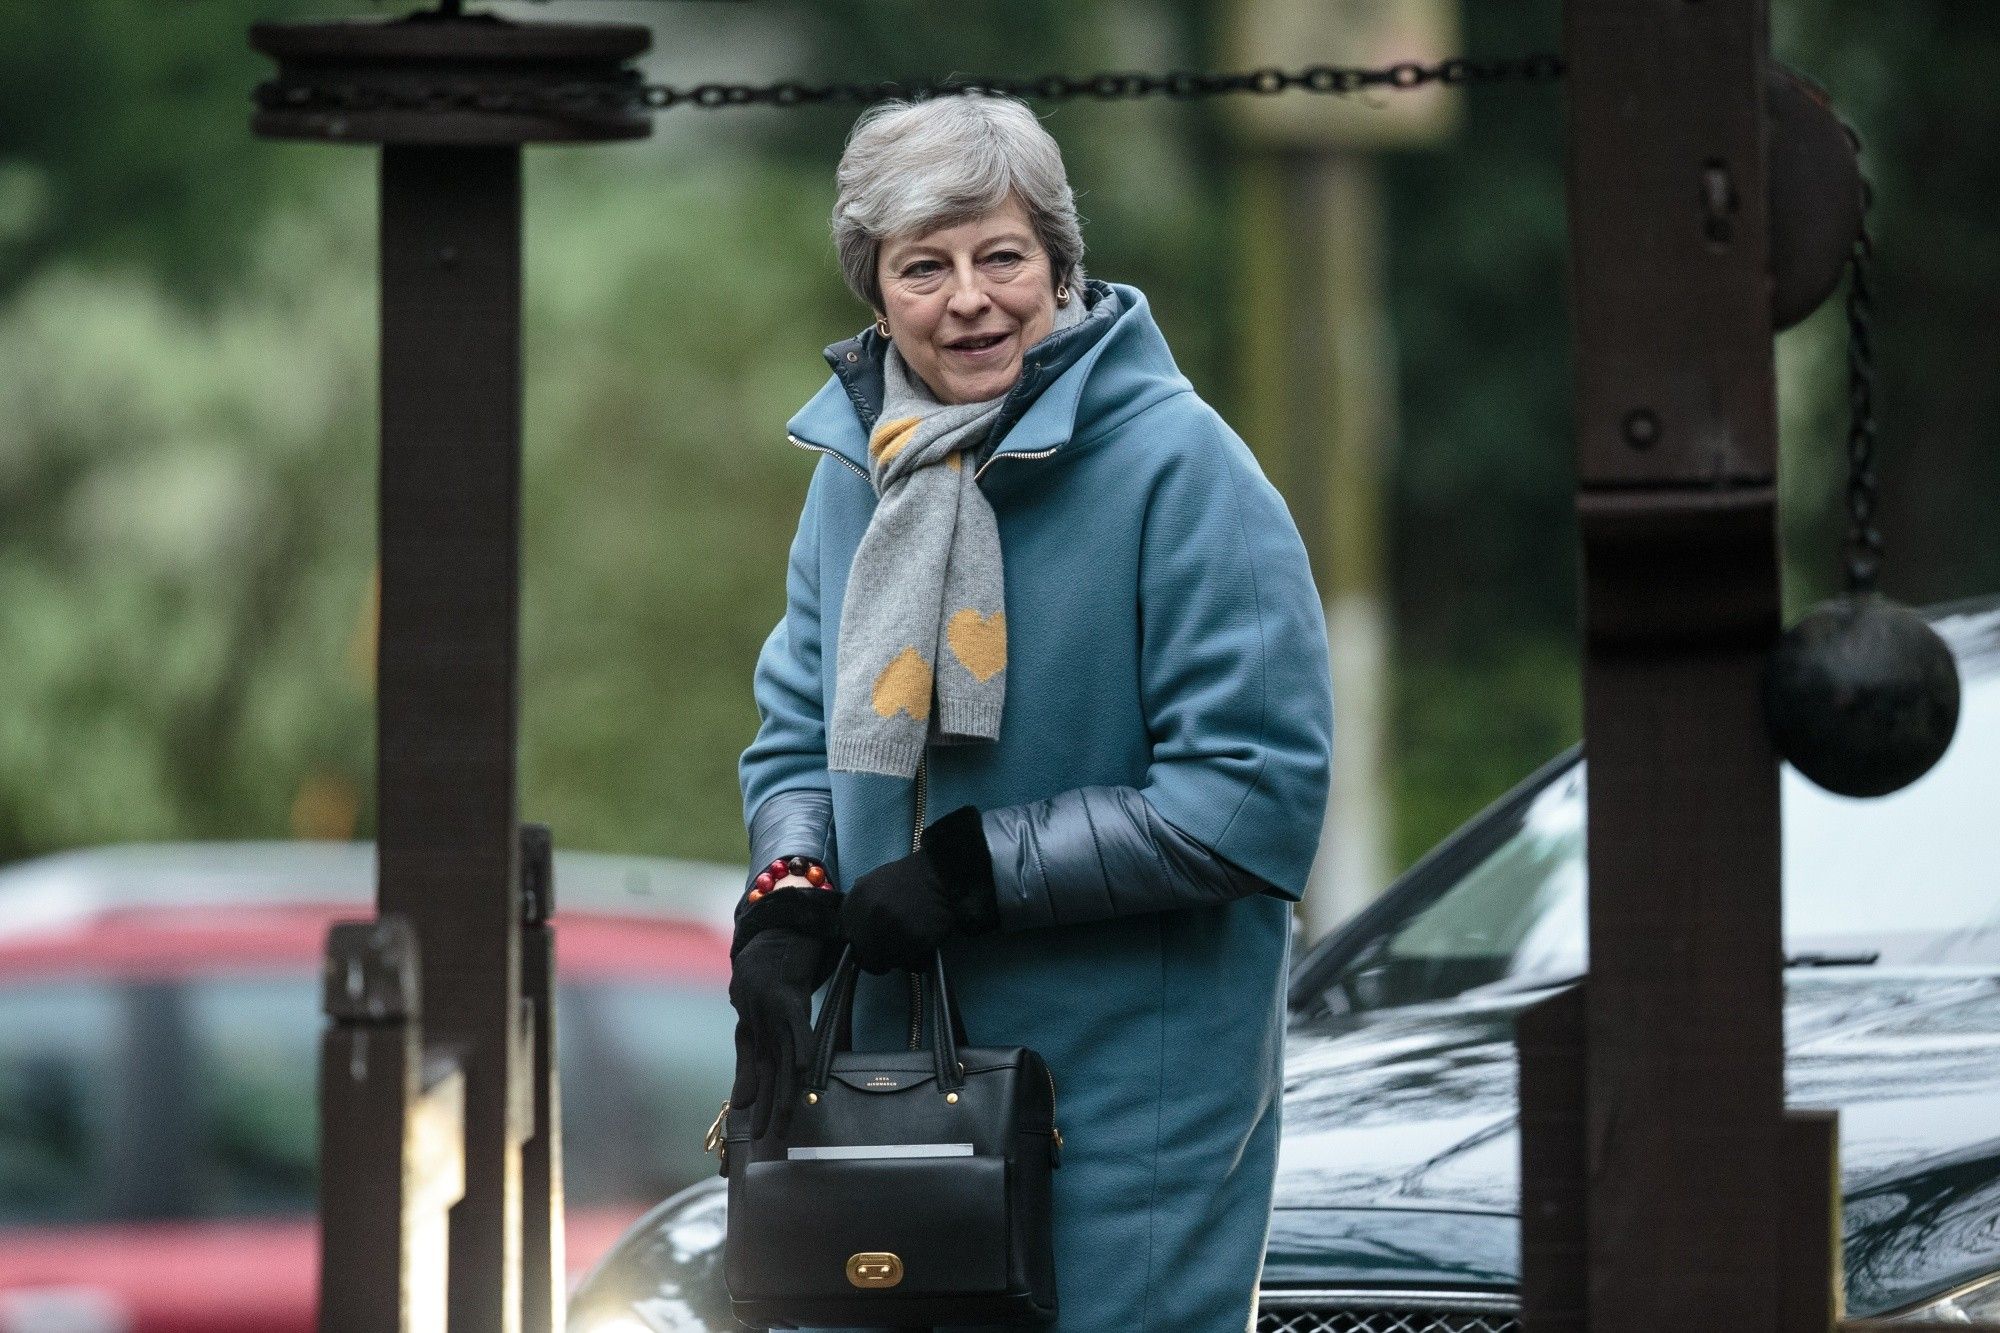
[944,332,1011,359]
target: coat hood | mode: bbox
[785,280,1194,478]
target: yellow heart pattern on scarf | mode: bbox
[947,609,1008,683]
[869,416,922,465]
[872,646,933,720]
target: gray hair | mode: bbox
[832,94,1086,312]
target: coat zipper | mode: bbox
[787,432,1060,484]
[906,707,1061,1145]
[908,754,928,1050]
[788,433,870,481]
[973,445,1059,481]
[915,754,1059,1150]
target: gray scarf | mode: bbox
[828,296,1088,777]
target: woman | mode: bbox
[730,94,1333,1332]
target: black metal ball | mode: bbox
[1764,593,1962,797]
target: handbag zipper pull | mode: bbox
[703,1099,730,1155]
[1045,1064,1062,1165]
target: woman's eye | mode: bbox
[902,260,943,278]
[983,251,1024,269]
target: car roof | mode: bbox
[0,841,744,943]
[0,904,731,982]
[1288,594,2000,1008]
[1927,593,2000,676]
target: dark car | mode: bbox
[0,842,741,1333]
[567,596,2000,1332]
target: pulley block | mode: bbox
[251,11,651,146]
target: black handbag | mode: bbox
[721,948,1061,1329]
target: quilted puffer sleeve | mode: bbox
[982,785,1278,931]
[982,399,1332,929]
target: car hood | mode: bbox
[1269,969,2000,1315]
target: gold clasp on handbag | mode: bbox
[846,1252,904,1288]
[703,1099,730,1155]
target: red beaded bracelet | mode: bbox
[748,855,835,904]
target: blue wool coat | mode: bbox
[739,281,1333,1331]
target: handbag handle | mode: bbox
[808,948,967,1094]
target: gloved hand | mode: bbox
[841,805,1000,974]
[729,887,840,1140]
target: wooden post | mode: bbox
[377,138,530,1333]
[318,918,466,1331]
[250,18,650,1329]
[1529,0,1842,1328]
[1517,983,1586,1333]
[519,824,566,1333]
[1782,1110,1842,1332]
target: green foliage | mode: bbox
[0,0,325,304]
[1383,8,1571,655]
[517,151,860,861]
[0,169,376,856]
[0,0,1992,886]
[1371,3,1576,858]
[1392,634,1578,871]
[1778,0,2000,607]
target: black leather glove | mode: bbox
[841,805,1000,974]
[729,888,839,1140]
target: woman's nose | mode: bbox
[944,262,993,317]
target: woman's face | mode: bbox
[876,195,1058,405]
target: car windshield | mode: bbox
[1312,631,1999,1016]
[0,984,122,1226]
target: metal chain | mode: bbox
[1843,169,1881,594]
[253,53,1565,119]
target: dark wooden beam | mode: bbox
[519,824,564,1333]
[252,20,651,1328]
[1541,0,1842,1328]
[1518,982,1586,1333]
[1782,1110,1842,1332]
[378,141,526,1333]
[317,919,460,1330]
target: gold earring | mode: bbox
[1055,283,1071,307]
[874,316,891,338]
